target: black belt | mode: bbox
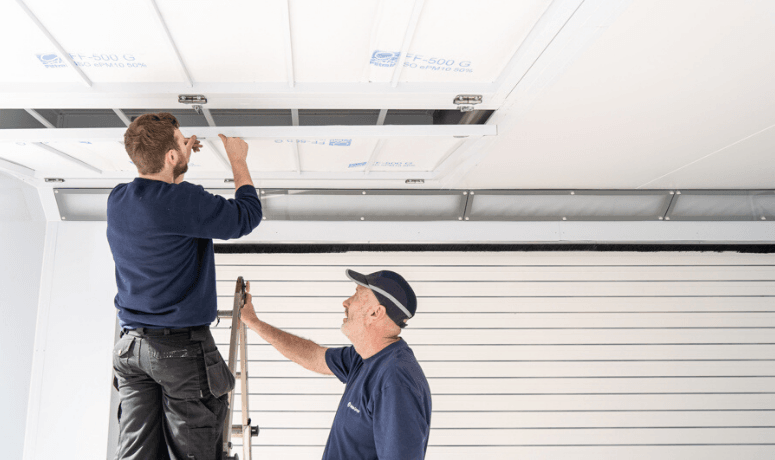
[122,325,209,337]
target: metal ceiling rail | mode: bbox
[281,0,295,88]
[148,0,193,87]
[14,0,92,87]
[112,109,132,127]
[24,109,55,129]
[391,0,426,88]
[290,109,301,173]
[0,125,497,142]
[201,107,216,127]
[0,82,495,109]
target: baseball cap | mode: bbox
[345,269,417,327]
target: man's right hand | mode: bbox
[241,281,259,325]
[218,134,249,164]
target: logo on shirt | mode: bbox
[347,402,360,414]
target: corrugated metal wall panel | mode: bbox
[213,251,775,459]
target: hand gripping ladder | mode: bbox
[220,276,259,460]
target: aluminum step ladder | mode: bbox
[219,276,258,460]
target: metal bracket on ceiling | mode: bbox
[453,94,482,112]
[178,95,208,105]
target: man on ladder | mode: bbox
[107,113,263,459]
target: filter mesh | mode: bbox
[468,193,669,221]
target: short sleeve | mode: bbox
[373,384,430,460]
[325,346,361,384]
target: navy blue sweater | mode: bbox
[107,178,262,329]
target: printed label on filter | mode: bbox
[36,53,148,69]
[349,161,416,168]
[370,50,474,73]
[274,139,352,147]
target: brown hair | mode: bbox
[123,112,180,174]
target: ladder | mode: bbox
[219,276,259,460]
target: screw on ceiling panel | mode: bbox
[463,191,468,195]
[470,191,475,195]
[658,216,664,220]
[465,217,469,221]
[360,217,365,220]
[665,217,671,220]
[762,217,767,220]
[362,191,366,195]
[676,191,681,195]
[562,217,567,221]
[570,191,575,195]
[669,191,674,195]
[458,217,462,221]
[61,216,66,220]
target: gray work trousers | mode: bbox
[112,326,235,460]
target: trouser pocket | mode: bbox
[203,349,235,398]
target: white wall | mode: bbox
[22,221,117,460]
[0,172,46,460]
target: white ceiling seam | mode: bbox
[0,156,35,176]
[364,139,387,174]
[14,0,92,87]
[636,122,775,190]
[390,0,426,88]
[112,109,131,127]
[24,108,55,129]
[281,0,295,88]
[490,0,583,104]
[148,0,193,87]
[439,0,635,188]
[33,142,102,174]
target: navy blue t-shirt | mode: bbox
[107,178,262,329]
[324,339,432,460]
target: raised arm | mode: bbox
[240,282,332,376]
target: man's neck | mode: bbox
[353,336,400,360]
[138,171,182,184]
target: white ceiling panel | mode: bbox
[290,0,381,83]
[21,0,183,83]
[459,0,775,190]
[0,142,101,178]
[156,1,289,83]
[0,2,81,83]
[399,0,552,84]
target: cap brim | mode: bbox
[345,269,370,288]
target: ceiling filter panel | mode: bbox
[298,138,379,172]
[23,0,183,83]
[157,0,289,83]
[0,2,82,83]
[402,0,553,83]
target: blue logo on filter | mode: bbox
[37,54,66,68]
[329,139,352,147]
[370,50,400,68]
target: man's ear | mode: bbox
[369,304,387,322]
[165,148,179,167]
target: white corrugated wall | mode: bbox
[212,251,775,459]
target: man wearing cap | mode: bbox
[240,269,432,460]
